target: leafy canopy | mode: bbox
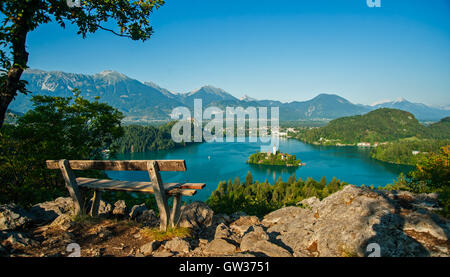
[0,90,124,206]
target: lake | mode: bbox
[107,138,412,201]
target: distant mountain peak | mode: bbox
[240,95,257,101]
[96,70,128,79]
[393,97,408,103]
[311,93,351,104]
[188,85,231,96]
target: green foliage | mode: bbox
[370,138,450,165]
[247,151,301,167]
[0,91,124,207]
[206,172,347,217]
[296,108,448,145]
[112,121,195,153]
[383,146,449,218]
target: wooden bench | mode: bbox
[46,159,205,231]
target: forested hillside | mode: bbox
[296,108,447,145]
[112,122,195,153]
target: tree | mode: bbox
[0,0,165,127]
[0,90,124,206]
[409,145,450,192]
[245,171,253,186]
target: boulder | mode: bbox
[49,214,73,231]
[240,225,269,252]
[164,237,190,253]
[137,210,158,226]
[298,196,321,209]
[129,204,147,219]
[203,238,237,256]
[178,202,214,229]
[29,197,74,225]
[140,241,160,256]
[214,223,231,240]
[112,200,127,217]
[230,216,260,236]
[98,201,112,217]
[268,185,449,257]
[0,204,32,231]
[246,240,292,257]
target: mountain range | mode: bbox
[9,69,449,122]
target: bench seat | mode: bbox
[76,177,205,196]
[47,159,205,230]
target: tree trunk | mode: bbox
[0,24,29,128]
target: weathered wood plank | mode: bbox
[180,183,206,190]
[59,160,83,215]
[148,161,170,231]
[75,178,197,196]
[170,194,182,228]
[90,190,101,217]
[47,160,186,172]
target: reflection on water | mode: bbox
[107,139,413,201]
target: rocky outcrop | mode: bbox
[0,185,448,257]
[262,185,449,257]
[28,197,74,225]
[178,202,214,229]
[0,204,32,231]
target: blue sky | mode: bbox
[26,0,450,106]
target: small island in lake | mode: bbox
[247,145,303,167]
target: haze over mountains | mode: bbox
[10,69,449,122]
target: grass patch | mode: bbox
[140,227,192,241]
[71,214,103,225]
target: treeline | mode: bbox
[370,139,450,165]
[206,172,347,217]
[111,122,194,153]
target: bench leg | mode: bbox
[147,161,170,231]
[170,194,182,228]
[58,159,83,215]
[90,190,102,217]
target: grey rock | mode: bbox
[49,214,73,231]
[165,237,190,253]
[240,225,269,252]
[140,241,160,256]
[230,216,260,236]
[129,204,147,219]
[29,197,74,225]
[214,223,231,240]
[137,210,158,226]
[247,240,292,257]
[98,200,113,217]
[178,202,214,229]
[298,196,321,209]
[203,239,237,255]
[268,185,449,257]
[112,200,127,216]
[0,204,32,231]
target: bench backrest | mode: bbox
[46,160,186,172]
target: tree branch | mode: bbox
[96,24,131,38]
